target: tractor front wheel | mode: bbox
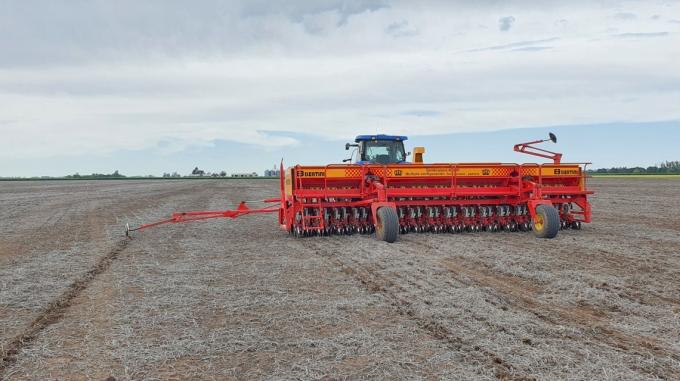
[375,207,399,243]
[532,204,560,239]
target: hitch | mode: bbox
[125,199,281,238]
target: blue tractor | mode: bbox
[344,134,413,165]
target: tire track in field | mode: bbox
[404,228,680,308]
[459,233,680,307]
[406,237,680,379]
[305,237,532,381]
[3,181,214,262]
[0,182,222,378]
[0,239,130,377]
[305,232,678,379]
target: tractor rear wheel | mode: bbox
[532,204,560,239]
[375,207,399,243]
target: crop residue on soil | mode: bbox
[0,178,678,380]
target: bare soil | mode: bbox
[0,178,678,380]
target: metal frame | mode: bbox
[281,161,593,236]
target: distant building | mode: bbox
[264,166,281,177]
[231,172,259,178]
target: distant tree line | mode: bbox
[162,171,183,178]
[65,170,126,179]
[57,167,245,179]
[588,161,680,174]
[2,167,269,180]
[182,167,252,177]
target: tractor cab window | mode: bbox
[361,140,406,164]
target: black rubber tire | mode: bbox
[375,207,399,243]
[532,204,560,239]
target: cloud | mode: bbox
[0,0,389,67]
[499,16,516,31]
[465,38,559,52]
[385,20,418,38]
[554,18,568,28]
[510,46,552,52]
[243,0,389,25]
[294,1,390,34]
[614,12,636,20]
[1,0,680,166]
[400,110,441,117]
[613,32,669,38]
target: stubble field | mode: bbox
[0,178,679,380]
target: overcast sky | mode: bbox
[1,0,679,176]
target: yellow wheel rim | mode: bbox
[534,214,544,231]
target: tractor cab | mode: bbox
[345,134,409,164]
